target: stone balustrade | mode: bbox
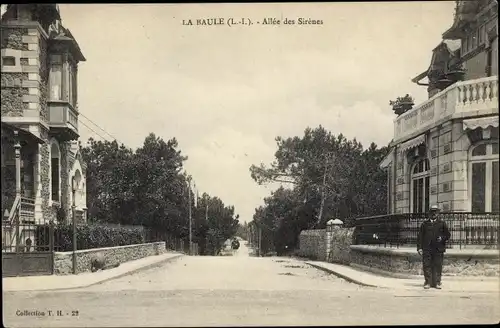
[394,75,498,143]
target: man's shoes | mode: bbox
[424,284,431,289]
[435,283,442,289]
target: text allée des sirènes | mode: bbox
[182,17,323,26]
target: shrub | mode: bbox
[37,224,146,252]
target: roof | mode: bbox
[0,121,45,144]
[411,39,461,83]
[443,39,462,52]
[50,26,86,62]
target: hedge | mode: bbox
[35,224,146,252]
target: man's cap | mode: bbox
[429,205,441,212]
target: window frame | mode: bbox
[49,55,63,101]
[468,141,500,213]
[2,56,16,66]
[410,158,430,214]
[49,139,62,205]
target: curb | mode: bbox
[305,262,385,288]
[84,253,184,289]
[6,254,184,292]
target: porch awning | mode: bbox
[1,122,45,144]
[399,134,426,154]
[462,117,499,131]
[379,148,394,169]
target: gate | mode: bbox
[2,200,55,277]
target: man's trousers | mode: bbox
[422,250,444,286]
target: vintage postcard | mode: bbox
[1,2,499,327]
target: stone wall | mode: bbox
[38,36,48,122]
[297,229,326,260]
[1,73,29,116]
[39,128,56,222]
[350,245,500,277]
[1,27,29,50]
[60,141,72,218]
[53,242,167,275]
[327,227,355,265]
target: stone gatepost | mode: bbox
[325,219,343,262]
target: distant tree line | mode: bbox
[80,133,239,255]
[248,125,389,255]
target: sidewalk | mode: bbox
[305,260,499,293]
[3,252,183,292]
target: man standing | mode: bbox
[417,205,451,289]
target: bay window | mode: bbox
[49,56,63,100]
[48,54,78,106]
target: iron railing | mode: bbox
[2,221,54,253]
[351,212,500,249]
[145,229,199,255]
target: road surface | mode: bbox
[3,241,499,327]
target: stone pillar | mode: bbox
[34,144,43,223]
[326,219,343,262]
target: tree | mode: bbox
[248,125,389,254]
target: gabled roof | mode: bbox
[49,23,86,62]
[411,40,461,84]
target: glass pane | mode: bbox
[68,65,73,105]
[417,179,423,213]
[492,143,499,155]
[471,162,486,213]
[413,180,418,213]
[472,144,487,156]
[492,161,499,213]
[388,170,392,211]
[50,64,62,100]
[3,56,15,66]
[425,176,430,212]
[51,158,59,201]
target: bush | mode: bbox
[40,224,146,252]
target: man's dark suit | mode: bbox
[417,217,451,287]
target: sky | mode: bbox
[25,2,456,222]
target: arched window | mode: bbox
[50,140,61,202]
[469,142,499,213]
[72,169,82,207]
[411,158,430,213]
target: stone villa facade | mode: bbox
[380,0,499,214]
[1,4,88,230]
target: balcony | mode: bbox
[394,76,498,143]
[48,100,79,141]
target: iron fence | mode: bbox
[352,212,500,249]
[2,221,54,253]
[145,229,199,255]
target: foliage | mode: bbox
[389,94,414,107]
[192,193,240,255]
[35,224,145,252]
[248,125,389,255]
[80,133,239,255]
